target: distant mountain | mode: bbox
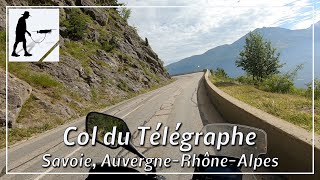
[166,21,320,87]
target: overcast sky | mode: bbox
[119,0,320,65]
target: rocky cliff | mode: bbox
[0,0,170,143]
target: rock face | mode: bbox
[0,0,170,128]
[75,0,109,26]
[0,69,32,127]
[0,0,28,30]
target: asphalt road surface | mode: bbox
[0,72,281,180]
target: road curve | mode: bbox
[0,72,277,180]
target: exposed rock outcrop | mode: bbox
[0,0,170,129]
[0,69,32,127]
[75,0,109,26]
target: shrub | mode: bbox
[305,80,320,100]
[257,64,303,94]
[102,41,115,52]
[101,36,117,52]
[236,75,257,85]
[213,68,229,79]
[63,9,87,40]
[119,7,131,21]
[216,68,228,78]
[210,68,237,86]
[259,75,294,93]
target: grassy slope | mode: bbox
[0,42,173,149]
[0,9,172,148]
[210,75,319,134]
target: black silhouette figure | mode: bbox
[11,11,32,57]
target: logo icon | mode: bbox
[8,8,59,62]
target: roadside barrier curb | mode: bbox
[203,69,319,179]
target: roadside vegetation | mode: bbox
[210,71,319,134]
[209,32,319,134]
[0,6,172,149]
[0,34,174,148]
[0,78,174,149]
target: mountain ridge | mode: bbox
[166,21,320,87]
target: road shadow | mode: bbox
[196,76,225,125]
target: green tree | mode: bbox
[236,32,283,81]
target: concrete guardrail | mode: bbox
[203,69,320,179]
[170,69,204,77]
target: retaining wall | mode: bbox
[203,70,320,179]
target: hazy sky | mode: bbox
[119,0,320,65]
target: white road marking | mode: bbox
[121,103,144,118]
[109,88,165,116]
[33,85,171,179]
[145,93,162,102]
[33,94,154,179]
[34,146,82,180]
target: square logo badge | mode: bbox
[8,8,59,62]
